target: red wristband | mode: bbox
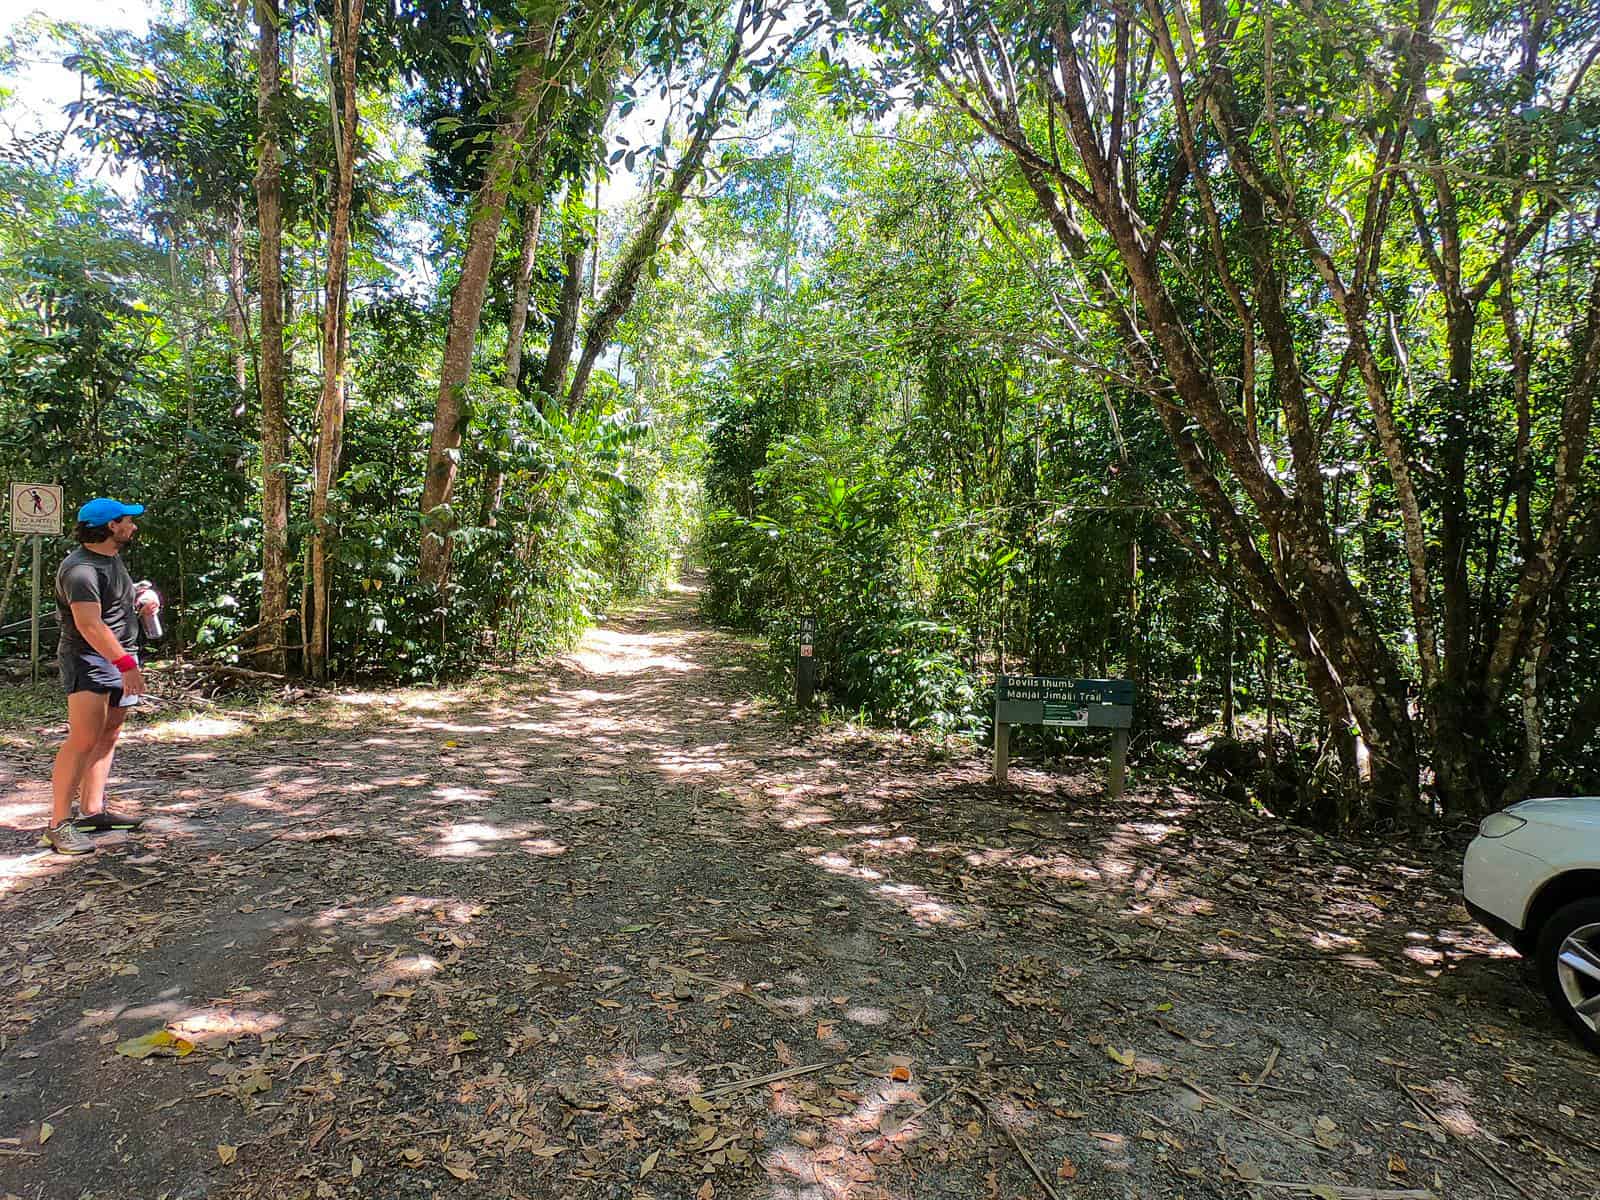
[113,654,137,673]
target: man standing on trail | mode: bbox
[44,498,161,856]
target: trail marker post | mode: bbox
[796,614,817,707]
[993,675,1135,796]
[8,483,64,685]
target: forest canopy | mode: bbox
[2,0,1598,832]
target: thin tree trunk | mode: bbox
[540,229,587,401]
[420,32,557,590]
[308,0,362,681]
[482,191,545,528]
[227,202,250,399]
[0,537,22,627]
[254,0,289,673]
[565,2,764,414]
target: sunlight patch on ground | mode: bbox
[165,1006,286,1045]
[0,849,64,896]
[430,820,537,857]
[410,721,502,735]
[782,806,838,830]
[363,954,441,992]
[844,1004,890,1026]
[104,995,285,1044]
[766,1077,920,1200]
[519,837,568,858]
[142,714,246,740]
[872,881,967,927]
[429,785,496,806]
[569,628,702,676]
[312,895,481,929]
[0,798,45,824]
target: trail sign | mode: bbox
[9,482,63,536]
[993,675,1135,795]
[8,482,64,685]
[796,615,817,707]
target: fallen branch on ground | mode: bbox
[961,1087,1062,1200]
[696,1060,840,1098]
[1396,1073,1537,1200]
[1178,1078,1324,1151]
[1263,1183,1434,1199]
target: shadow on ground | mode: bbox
[1,582,1597,1200]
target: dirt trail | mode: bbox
[2,583,1598,1200]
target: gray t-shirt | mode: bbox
[56,546,138,659]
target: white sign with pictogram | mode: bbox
[8,482,64,535]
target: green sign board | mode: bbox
[994,675,1134,729]
[992,675,1136,795]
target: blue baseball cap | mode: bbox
[77,497,145,525]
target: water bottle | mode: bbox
[135,581,163,641]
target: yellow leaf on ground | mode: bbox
[218,1144,237,1165]
[115,1029,195,1059]
[351,1155,362,1178]
[39,1122,53,1145]
[1106,1046,1135,1067]
[639,1149,660,1178]
[16,985,41,1001]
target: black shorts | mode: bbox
[59,651,136,706]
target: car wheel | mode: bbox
[1535,899,1600,1055]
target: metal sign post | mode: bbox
[30,536,41,684]
[8,483,64,685]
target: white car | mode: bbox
[1463,797,1600,1053]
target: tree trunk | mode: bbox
[308,0,362,682]
[227,202,250,400]
[504,195,544,390]
[419,33,556,591]
[539,225,587,402]
[254,0,289,673]
[564,7,758,413]
[481,192,545,528]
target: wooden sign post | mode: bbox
[8,483,64,685]
[993,675,1135,796]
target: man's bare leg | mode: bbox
[50,690,111,827]
[77,705,129,818]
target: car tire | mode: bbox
[1535,898,1600,1055]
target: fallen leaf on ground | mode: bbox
[218,1144,237,1165]
[39,1123,53,1145]
[115,1029,195,1059]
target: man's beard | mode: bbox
[113,528,137,547]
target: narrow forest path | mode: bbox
[2,582,1597,1200]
